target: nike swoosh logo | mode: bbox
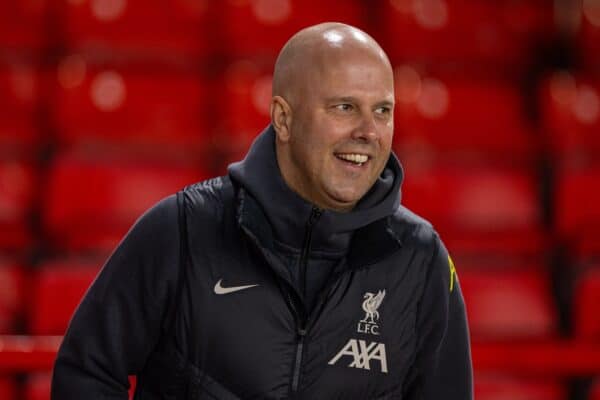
[214,279,259,295]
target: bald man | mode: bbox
[53,23,473,399]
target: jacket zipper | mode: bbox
[299,207,322,299]
[291,207,322,394]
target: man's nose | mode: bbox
[351,114,378,142]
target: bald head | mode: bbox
[269,23,395,212]
[272,23,392,106]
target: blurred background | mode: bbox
[0,0,599,398]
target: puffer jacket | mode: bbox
[52,126,472,399]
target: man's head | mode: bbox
[271,22,395,212]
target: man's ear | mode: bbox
[270,95,292,142]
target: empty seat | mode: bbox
[574,265,600,340]
[0,377,17,399]
[24,372,51,400]
[0,1,48,51]
[220,0,366,58]
[52,63,209,158]
[376,0,554,70]
[0,160,35,250]
[42,153,207,251]
[61,0,211,59]
[401,165,542,243]
[29,261,101,335]
[475,374,566,400]
[539,72,600,163]
[591,378,600,400]
[0,63,41,154]
[579,0,600,72]
[212,59,273,168]
[459,265,556,340]
[393,72,539,165]
[0,261,24,334]
[554,166,600,242]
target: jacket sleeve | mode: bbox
[51,194,181,399]
[404,234,473,399]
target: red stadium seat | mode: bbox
[61,0,211,59]
[574,265,600,340]
[24,372,51,400]
[0,261,25,334]
[460,265,557,340]
[23,367,135,399]
[28,261,101,335]
[475,374,566,400]
[554,166,600,243]
[0,64,42,153]
[42,153,207,252]
[401,165,543,255]
[220,0,366,57]
[539,72,600,163]
[591,378,600,400]
[52,63,209,158]
[393,72,539,165]
[376,0,554,70]
[0,377,17,400]
[580,1,600,72]
[0,1,48,51]
[0,160,36,250]
[213,59,273,169]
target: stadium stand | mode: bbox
[0,1,48,52]
[554,166,600,245]
[0,377,17,399]
[42,153,207,252]
[28,260,101,335]
[574,264,600,340]
[219,0,366,58]
[0,261,24,334]
[212,58,273,167]
[0,64,42,155]
[52,63,210,159]
[579,0,600,72]
[539,72,600,164]
[1,1,600,399]
[58,0,212,60]
[0,160,36,250]
[475,374,567,400]
[375,0,554,71]
[460,264,557,340]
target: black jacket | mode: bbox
[52,127,473,399]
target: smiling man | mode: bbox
[52,23,473,399]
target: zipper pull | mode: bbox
[308,207,322,225]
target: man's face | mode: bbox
[283,50,395,211]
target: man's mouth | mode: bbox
[335,153,370,166]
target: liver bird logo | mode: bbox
[360,290,386,324]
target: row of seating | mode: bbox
[2,373,600,400]
[2,157,598,252]
[1,63,600,163]
[1,257,599,339]
[1,1,598,70]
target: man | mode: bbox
[52,23,473,399]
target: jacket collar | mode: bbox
[229,125,404,264]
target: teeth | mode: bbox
[336,153,369,164]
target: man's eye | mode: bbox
[375,106,391,115]
[335,104,353,112]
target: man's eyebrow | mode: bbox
[325,96,358,104]
[324,96,395,106]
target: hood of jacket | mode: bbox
[228,125,404,254]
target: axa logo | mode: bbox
[357,289,385,335]
[328,339,388,373]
